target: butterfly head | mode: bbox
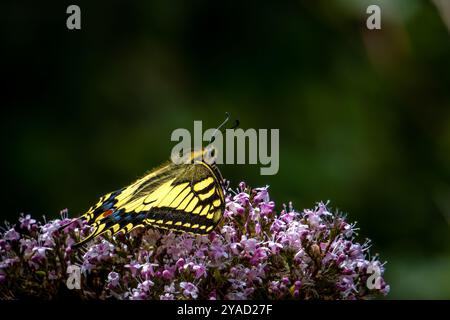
[173,113,239,166]
[188,144,217,165]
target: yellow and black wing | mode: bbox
[73,160,225,247]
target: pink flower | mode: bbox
[31,246,52,262]
[260,201,275,216]
[19,214,36,231]
[0,183,389,300]
[4,229,20,241]
[175,258,185,270]
[160,293,174,300]
[180,282,198,299]
[141,263,158,279]
[267,241,283,254]
[233,192,250,206]
[193,264,207,279]
[253,187,269,204]
[240,236,259,254]
[227,202,245,216]
[107,271,120,287]
[162,269,174,280]
[249,247,268,265]
[210,239,228,260]
[125,261,142,277]
[139,280,154,292]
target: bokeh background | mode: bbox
[2,0,450,298]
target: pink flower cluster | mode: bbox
[0,183,389,299]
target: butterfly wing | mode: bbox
[142,161,225,234]
[80,163,174,225]
[74,161,225,247]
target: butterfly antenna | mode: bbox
[210,113,240,143]
[230,119,240,130]
[210,112,230,143]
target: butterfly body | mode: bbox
[73,147,225,247]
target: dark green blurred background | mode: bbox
[2,0,450,298]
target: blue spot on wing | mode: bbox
[112,210,124,221]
